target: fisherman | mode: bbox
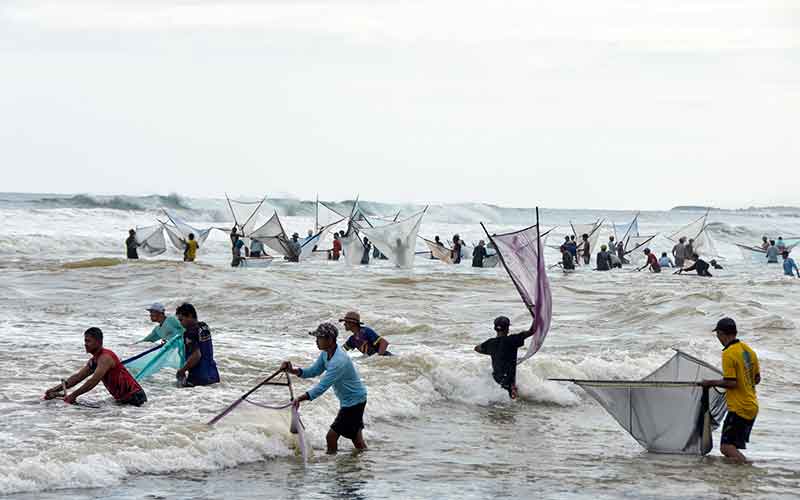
[580,233,591,265]
[701,317,760,463]
[229,225,239,246]
[760,236,769,251]
[658,252,674,268]
[609,251,622,269]
[139,302,184,343]
[331,233,342,261]
[766,240,779,263]
[776,237,786,253]
[183,233,199,262]
[360,237,371,265]
[43,327,147,406]
[231,234,245,267]
[175,303,220,387]
[672,237,687,268]
[679,253,712,277]
[250,238,265,258]
[607,235,616,253]
[281,323,368,454]
[340,311,391,356]
[560,237,575,270]
[596,244,613,271]
[287,233,302,262]
[615,240,628,265]
[452,235,463,264]
[637,248,661,273]
[472,240,489,267]
[125,229,139,259]
[567,235,579,265]
[474,316,534,399]
[685,238,695,259]
[783,250,799,277]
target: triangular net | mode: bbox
[486,222,552,363]
[360,209,427,269]
[135,224,167,257]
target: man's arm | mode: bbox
[376,338,389,355]
[700,378,737,389]
[305,361,342,401]
[177,348,201,378]
[682,263,697,272]
[297,354,325,379]
[43,364,92,399]
[65,355,115,403]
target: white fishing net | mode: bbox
[360,209,426,269]
[134,224,167,257]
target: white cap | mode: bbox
[146,302,165,313]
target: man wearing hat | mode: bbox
[138,303,185,343]
[474,316,534,399]
[701,317,761,462]
[281,323,368,454]
[286,233,302,262]
[340,311,391,356]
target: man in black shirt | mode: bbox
[472,240,488,267]
[125,229,139,259]
[679,253,712,277]
[474,316,534,399]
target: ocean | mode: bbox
[1,193,798,499]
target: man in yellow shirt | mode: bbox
[183,233,199,262]
[701,317,761,462]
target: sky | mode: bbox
[1,0,798,210]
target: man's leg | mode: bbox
[720,443,747,463]
[326,428,340,454]
[351,429,368,451]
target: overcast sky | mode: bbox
[1,0,798,209]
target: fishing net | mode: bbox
[250,212,295,258]
[565,350,727,455]
[226,197,269,238]
[341,230,367,266]
[162,210,213,251]
[122,335,186,382]
[422,237,453,264]
[134,224,167,257]
[487,222,552,363]
[360,209,426,269]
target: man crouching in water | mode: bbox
[43,327,147,406]
[281,323,368,454]
[474,316,534,399]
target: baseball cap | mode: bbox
[309,322,339,339]
[713,317,737,335]
[146,302,166,313]
[338,311,363,325]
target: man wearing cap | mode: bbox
[340,311,391,356]
[281,323,368,454]
[474,316,534,399]
[138,303,185,343]
[286,233,302,262]
[701,318,761,462]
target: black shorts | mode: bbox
[119,389,147,407]
[331,400,366,440]
[721,411,755,449]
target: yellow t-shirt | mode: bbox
[721,340,760,420]
[185,240,199,261]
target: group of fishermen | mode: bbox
[126,228,199,262]
[428,234,495,267]
[760,236,799,277]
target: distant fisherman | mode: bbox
[250,238,265,258]
[175,303,220,387]
[360,237,371,265]
[452,235,463,264]
[472,240,488,268]
[658,252,674,268]
[701,317,760,462]
[607,235,616,253]
[474,316,534,399]
[760,236,769,251]
[281,323,368,454]
[616,241,627,264]
[783,250,799,277]
[231,234,245,267]
[776,237,786,253]
[287,233,302,262]
[765,240,779,263]
[679,253,712,277]
[43,327,147,406]
[340,311,391,356]
[685,238,695,259]
[125,229,139,259]
[637,248,661,273]
[139,302,184,343]
[560,237,575,270]
[183,233,199,262]
[331,233,342,261]
[672,237,687,268]
[567,236,578,264]
[596,244,612,271]
[580,233,590,265]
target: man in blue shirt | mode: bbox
[281,323,368,454]
[175,303,220,387]
[340,311,391,356]
[783,251,799,277]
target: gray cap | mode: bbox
[146,302,165,313]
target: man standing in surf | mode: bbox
[281,322,368,454]
[474,316,534,399]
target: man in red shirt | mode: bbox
[331,233,342,260]
[43,327,147,406]
[636,248,662,273]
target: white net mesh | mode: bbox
[360,209,426,269]
[134,224,166,257]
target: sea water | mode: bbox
[1,194,799,499]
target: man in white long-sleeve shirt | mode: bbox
[281,322,368,454]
